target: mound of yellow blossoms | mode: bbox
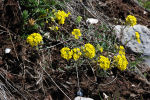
[113,46,128,71]
[98,56,110,70]
[119,46,125,55]
[54,10,70,24]
[27,33,43,47]
[82,43,95,59]
[73,48,82,61]
[60,47,73,61]
[113,54,128,71]
[126,15,137,27]
[135,32,141,44]
[72,29,82,39]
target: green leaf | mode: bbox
[144,1,150,10]
[33,24,39,29]
[22,10,29,21]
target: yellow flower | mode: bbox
[55,26,59,30]
[72,29,82,39]
[98,56,110,70]
[54,10,70,24]
[126,15,137,27]
[113,54,128,71]
[27,33,43,47]
[99,47,103,53]
[60,47,73,61]
[73,48,82,61]
[135,32,141,44]
[119,46,125,55]
[49,25,59,31]
[28,18,35,26]
[82,43,95,59]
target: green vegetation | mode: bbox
[138,0,150,10]
[19,0,143,75]
[20,0,66,34]
[5,0,146,99]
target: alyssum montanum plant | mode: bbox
[27,33,43,47]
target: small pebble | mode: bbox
[5,48,11,54]
[131,84,136,87]
[86,18,98,24]
[103,92,109,99]
[144,11,147,14]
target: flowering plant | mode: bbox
[54,10,70,24]
[119,46,125,55]
[135,32,141,44]
[72,29,82,39]
[27,33,43,47]
[113,45,128,71]
[125,15,137,27]
[60,47,73,61]
[113,54,128,71]
[98,56,110,70]
[73,48,82,61]
[82,43,95,59]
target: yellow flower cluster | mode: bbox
[82,43,95,59]
[54,10,70,24]
[126,15,137,27]
[119,46,125,55]
[113,45,128,71]
[72,29,82,39]
[60,47,73,61]
[27,33,43,47]
[60,47,82,61]
[73,48,82,61]
[98,56,110,70]
[135,32,141,44]
[113,54,128,71]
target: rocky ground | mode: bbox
[0,0,150,100]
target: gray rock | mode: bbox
[114,24,150,54]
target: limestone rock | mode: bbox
[114,24,150,55]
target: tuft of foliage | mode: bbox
[20,0,66,34]
[138,0,150,10]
